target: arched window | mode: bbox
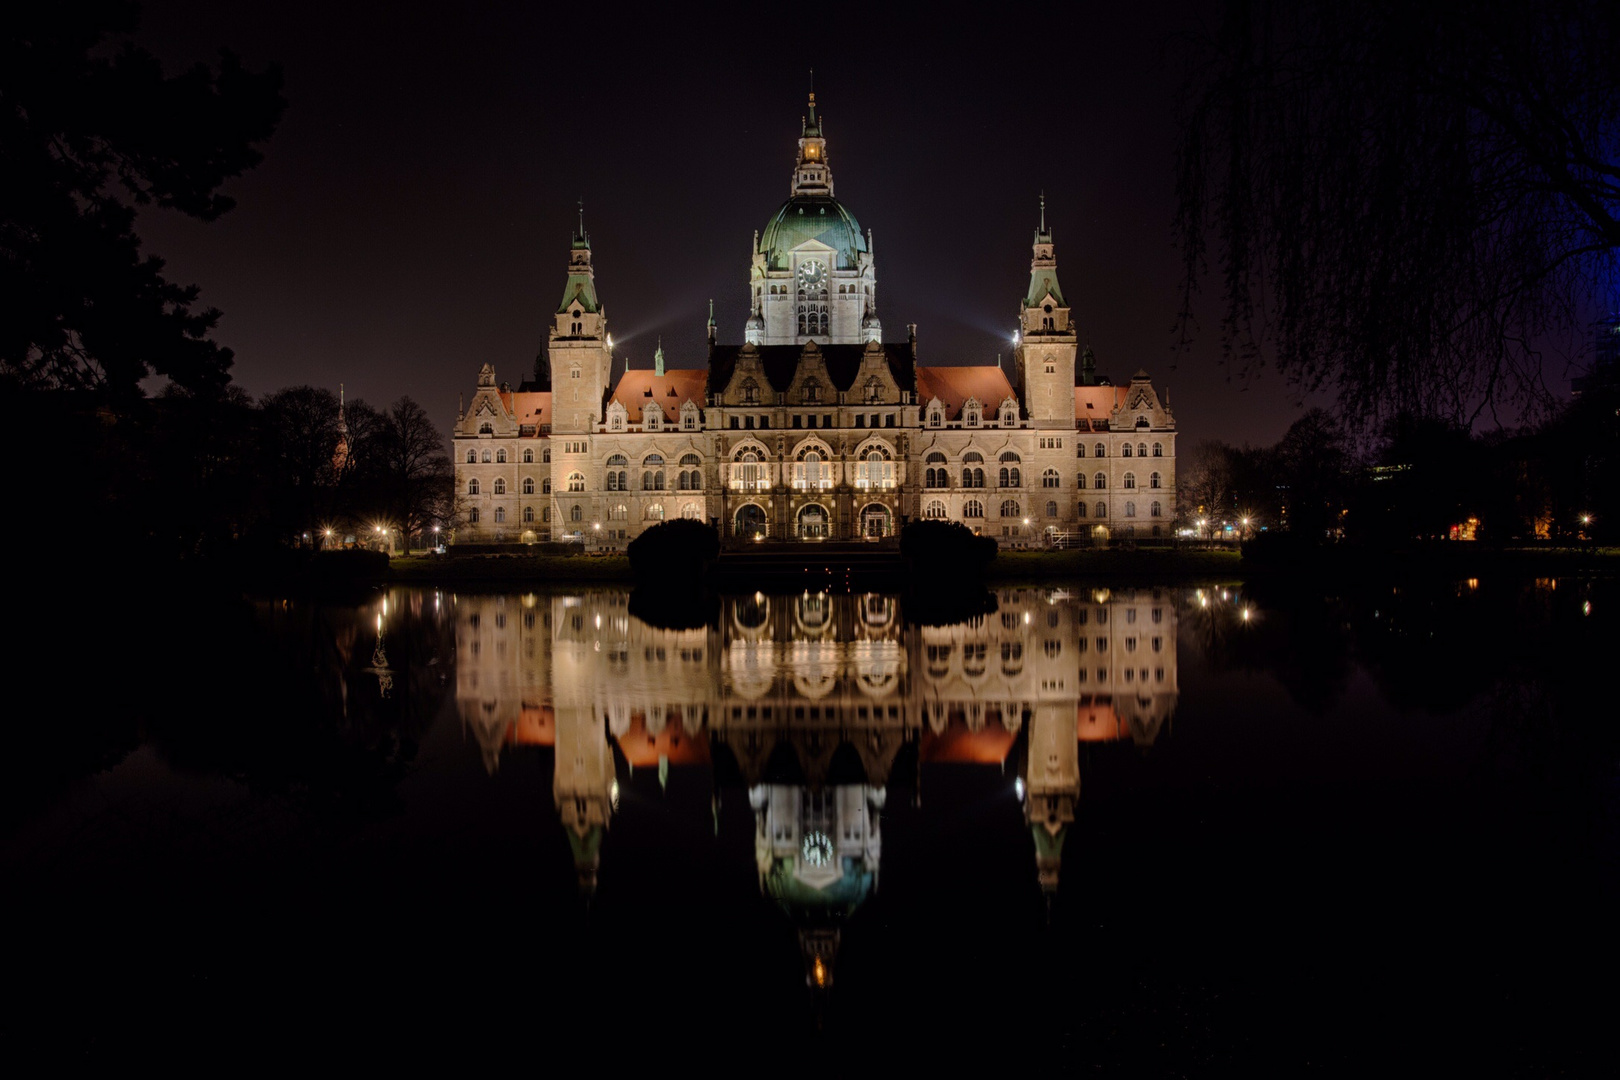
[469,508,480,523]
[610,413,623,431]
[999,467,1010,487]
[802,378,821,404]
[542,479,551,494]
[864,377,883,404]
[1150,472,1161,489]
[925,500,947,519]
[1153,442,1163,457]
[1076,444,1086,458]
[680,453,701,467]
[1151,501,1162,517]
[567,472,585,492]
[609,504,627,521]
[1139,443,1148,457]
[1123,473,1135,489]
[522,478,534,495]
[1000,500,1020,518]
[1077,474,1088,490]
[1094,443,1106,457]
[1125,501,1136,517]
[496,449,507,463]
[646,504,665,521]
[481,450,492,463]
[542,448,551,463]
[523,506,534,522]
[796,449,826,490]
[928,406,943,427]
[856,446,893,489]
[642,470,664,490]
[570,505,582,522]
[494,507,506,523]
[963,500,984,518]
[1077,502,1087,518]
[741,378,759,404]
[1122,444,1132,458]
[1046,500,1058,517]
[493,478,506,495]
[466,450,476,463]
[1000,451,1021,463]
[737,450,762,491]
[1094,472,1107,489]
[523,448,533,463]
[1095,501,1107,518]
[1042,469,1060,488]
[467,479,480,495]
[682,503,700,520]
[479,423,492,435]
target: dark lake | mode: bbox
[6,577,1615,1068]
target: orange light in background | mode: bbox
[812,957,827,987]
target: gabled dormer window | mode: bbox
[802,378,821,404]
[741,378,759,405]
[1001,403,1017,426]
[964,400,981,427]
[864,377,883,404]
[645,408,660,430]
[928,406,942,428]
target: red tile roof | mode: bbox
[608,368,708,423]
[499,390,552,429]
[916,365,1017,419]
[1074,385,1127,419]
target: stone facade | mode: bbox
[452,95,1176,548]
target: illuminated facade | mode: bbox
[452,94,1177,547]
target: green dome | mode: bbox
[759,195,866,271]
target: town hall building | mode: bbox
[453,93,1176,547]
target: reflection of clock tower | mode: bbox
[746,92,880,346]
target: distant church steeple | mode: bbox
[792,76,832,197]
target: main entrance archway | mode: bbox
[859,504,891,539]
[735,503,767,540]
[797,503,830,540]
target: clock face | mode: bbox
[797,259,827,292]
[802,830,834,868]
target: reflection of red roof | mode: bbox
[916,366,1016,420]
[608,368,708,424]
[497,390,552,430]
[918,714,1017,764]
[615,710,711,767]
[1078,701,1127,742]
[508,704,555,746]
[1074,385,1127,423]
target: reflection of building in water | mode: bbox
[452,587,1178,905]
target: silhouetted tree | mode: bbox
[376,397,452,546]
[1174,0,1620,425]
[261,386,342,540]
[1,5,284,396]
[1272,409,1352,537]
[1177,440,1234,528]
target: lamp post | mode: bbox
[432,524,441,553]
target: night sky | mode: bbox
[130,1,1345,447]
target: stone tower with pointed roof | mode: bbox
[1014,196,1078,429]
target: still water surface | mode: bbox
[6,579,1615,1067]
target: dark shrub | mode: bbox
[627,519,720,583]
[901,520,998,576]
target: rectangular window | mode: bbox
[855,415,865,427]
[759,416,770,429]
[745,416,754,429]
[729,417,739,429]
[793,415,802,428]
[885,414,895,427]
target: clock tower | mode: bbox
[748,92,879,346]
[1013,196,1078,429]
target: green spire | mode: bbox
[556,200,600,315]
[1025,194,1066,309]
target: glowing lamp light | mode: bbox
[1014,777,1026,801]
[812,957,827,988]
[1242,607,1252,622]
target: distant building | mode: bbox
[453,93,1177,547]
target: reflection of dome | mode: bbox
[759,195,866,270]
